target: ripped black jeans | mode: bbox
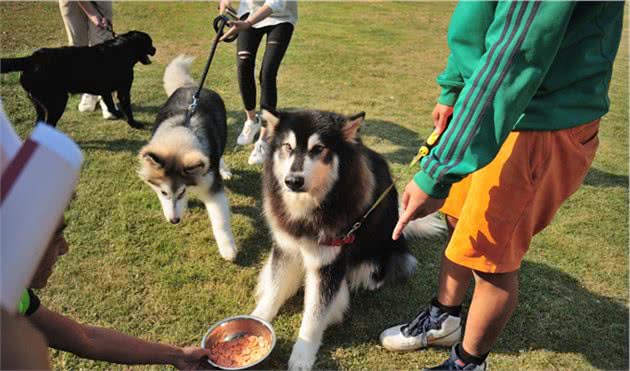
[236,22,294,112]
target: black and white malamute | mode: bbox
[252,110,444,370]
[138,55,237,261]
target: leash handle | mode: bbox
[409,129,442,168]
[213,8,243,43]
[90,1,116,37]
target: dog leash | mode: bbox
[323,128,442,247]
[182,8,240,127]
[90,1,116,38]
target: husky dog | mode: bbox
[138,55,237,261]
[252,110,445,370]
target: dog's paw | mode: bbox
[127,120,144,129]
[218,241,238,262]
[288,340,317,371]
[219,168,233,180]
[107,109,124,119]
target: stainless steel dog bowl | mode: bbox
[201,315,276,370]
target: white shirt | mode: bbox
[237,0,298,29]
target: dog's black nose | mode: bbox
[285,175,304,191]
[170,217,181,224]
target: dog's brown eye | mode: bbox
[310,145,325,156]
[176,189,186,200]
[282,143,293,153]
[161,190,168,197]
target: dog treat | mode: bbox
[210,334,270,368]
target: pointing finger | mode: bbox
[392,203,416,240]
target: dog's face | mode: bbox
[119,31,156,65]
[265,110,365,208]
[137,146,209,224]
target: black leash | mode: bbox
[182,10,239,127]
[90,1,116,38]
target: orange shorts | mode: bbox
[441,120,600,273]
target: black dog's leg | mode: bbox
[28,91,67,127]
[117,88,142,129]
[27,92,47,125]
[100,94,123,119]
[44,93,69,127]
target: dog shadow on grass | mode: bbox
[77,138,146,153]
[229,204,273,267]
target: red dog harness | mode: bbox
[320,234,356,247]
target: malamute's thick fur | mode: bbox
[138,55,237,261]
[252,110,445,370]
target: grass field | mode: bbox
[1,2,628,370]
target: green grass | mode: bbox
[1,2,628,370]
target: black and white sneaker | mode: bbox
[425,344,486,371]
[380,303,462,351]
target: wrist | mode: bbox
[245,18,254,27]
[165,345,184,366]
[413,170,451,199]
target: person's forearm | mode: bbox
[79,325,183,366]
[246,4,273,26]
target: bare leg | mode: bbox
[462,269,519,356]
[437,216,473,307]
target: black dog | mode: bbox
[0,31,156,128]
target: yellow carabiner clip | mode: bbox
[408,129,442,168]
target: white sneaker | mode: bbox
[237,115,262,145]
[248,140,268,165]
[99,99,117,120]
[78,94,99,112]
[380,304,462,352]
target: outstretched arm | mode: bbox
[29,305,212,369]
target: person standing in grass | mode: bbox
[379,2,623,370]
[18,221,214,370]
[58,0,116,119]
[219,0,297,165]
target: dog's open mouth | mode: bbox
[140,54,152,64]
[140,47,156,65]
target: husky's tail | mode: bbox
[0,57,33,74]
[163,54,196,97]
[402,212,447,240]
[385,251,418,283]
[384,213,446,283]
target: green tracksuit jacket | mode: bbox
[415,1,624,198]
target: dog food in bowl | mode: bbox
[209,335,271,368]
[202,315,276,370]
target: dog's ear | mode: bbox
[140,148,165,169]
[342,112,366,142]
[182,151,210,177]
[262,109,280,136]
